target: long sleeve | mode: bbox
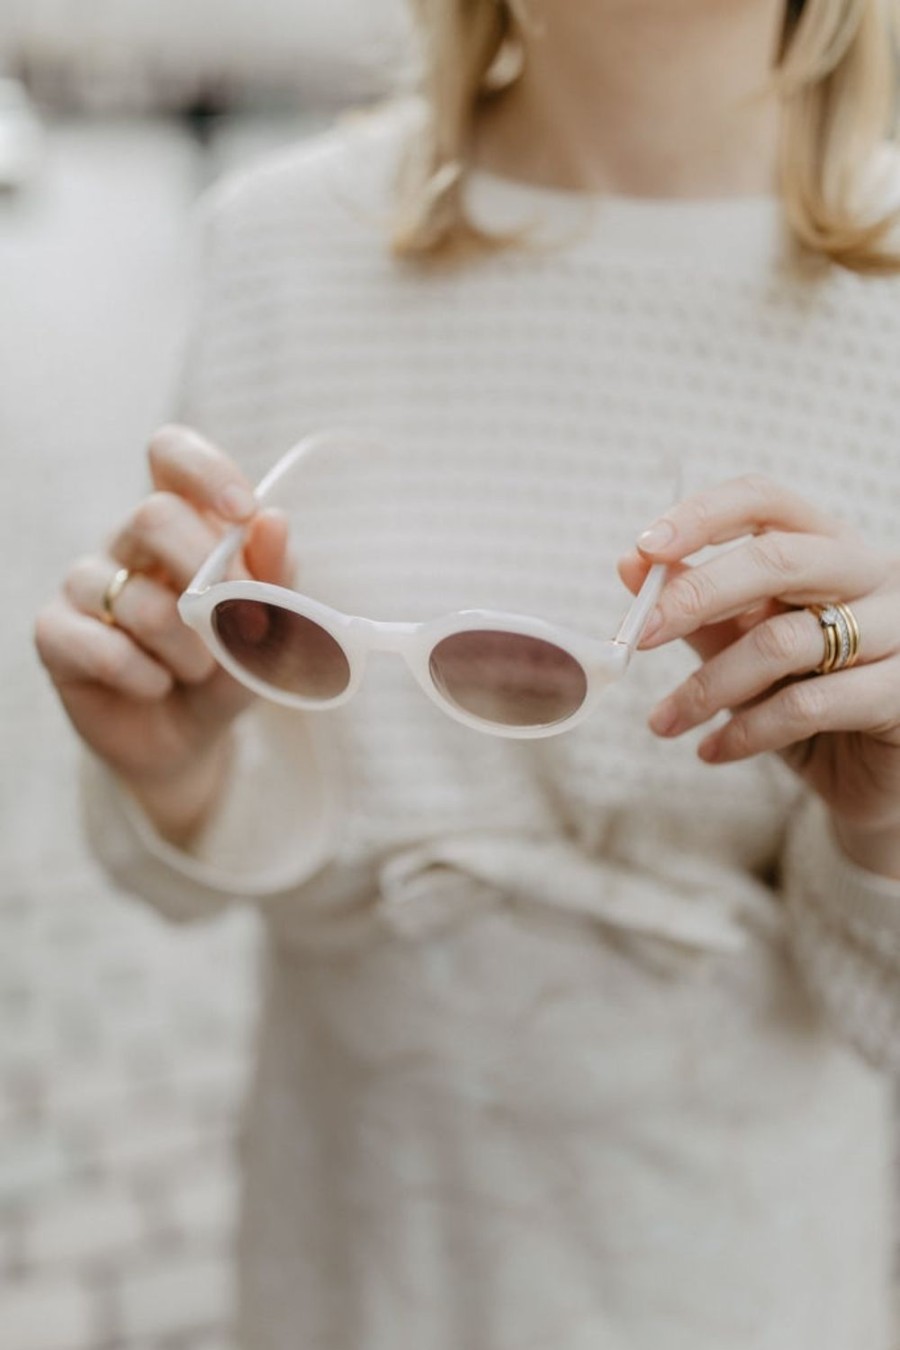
[782,792,900,1073]
[78,138,353,922]
[80,702,344,922]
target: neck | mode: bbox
[471,1,785,199]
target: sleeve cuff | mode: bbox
[80,705,345,922]
[783,793,900,964]
[782,793,900,1072]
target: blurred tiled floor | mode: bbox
[0,874,256,1350]
[0,110,323,1350]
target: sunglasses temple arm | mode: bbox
[182,449,305,600]
[614,562,667,652]
[183,525,246,598]
[184,430,395,597]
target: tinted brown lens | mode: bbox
[429,630,587,728]
[213,600,350,700]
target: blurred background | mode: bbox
[0,4,409,1346]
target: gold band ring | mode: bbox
[101,567,133,626]
[809,602,861,675]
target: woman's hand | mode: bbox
[618,473,900,870]
[35,425,291,844]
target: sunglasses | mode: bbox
[178,432,669,739]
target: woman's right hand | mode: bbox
[35,426,291,844]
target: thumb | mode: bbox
[243,509,295,586]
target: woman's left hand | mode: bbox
[618,473,900,847]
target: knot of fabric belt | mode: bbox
[375,833,750,951]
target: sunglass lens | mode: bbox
[429,630,587,728]
[212,600,351,700]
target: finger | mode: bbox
[617,550,654,597]
[733,599,784,632]
[635,473,849,562]
[34,598,173,701]
[65,558,216,685]
[649,594,897,738]
[147,424,257,523]
[243,509,294,586]
[640,533,886,649]
[109,492,221,589]
[696,657,900,763]
[618,550,764,663]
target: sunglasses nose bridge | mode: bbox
[353,617,419,656]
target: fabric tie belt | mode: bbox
[373,832,776,952]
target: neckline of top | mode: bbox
[462,164,787,270]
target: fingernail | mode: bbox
[637,519,676,554]
[640,607,664,645]
[648,699,680,736]
[698,735,722,763]
[220,484,257,521]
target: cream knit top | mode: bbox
[84,100,900,1349]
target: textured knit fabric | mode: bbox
[83,99,900,1349]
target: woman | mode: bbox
[35,1,900,1346]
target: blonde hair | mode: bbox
[390,0,900,273]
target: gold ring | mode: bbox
[809,602,861,675]
[101,567,133,626]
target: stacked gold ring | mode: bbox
[809,602,861,675]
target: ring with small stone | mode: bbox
[808,601,861,675]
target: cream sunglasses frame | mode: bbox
[178,431,668,739]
